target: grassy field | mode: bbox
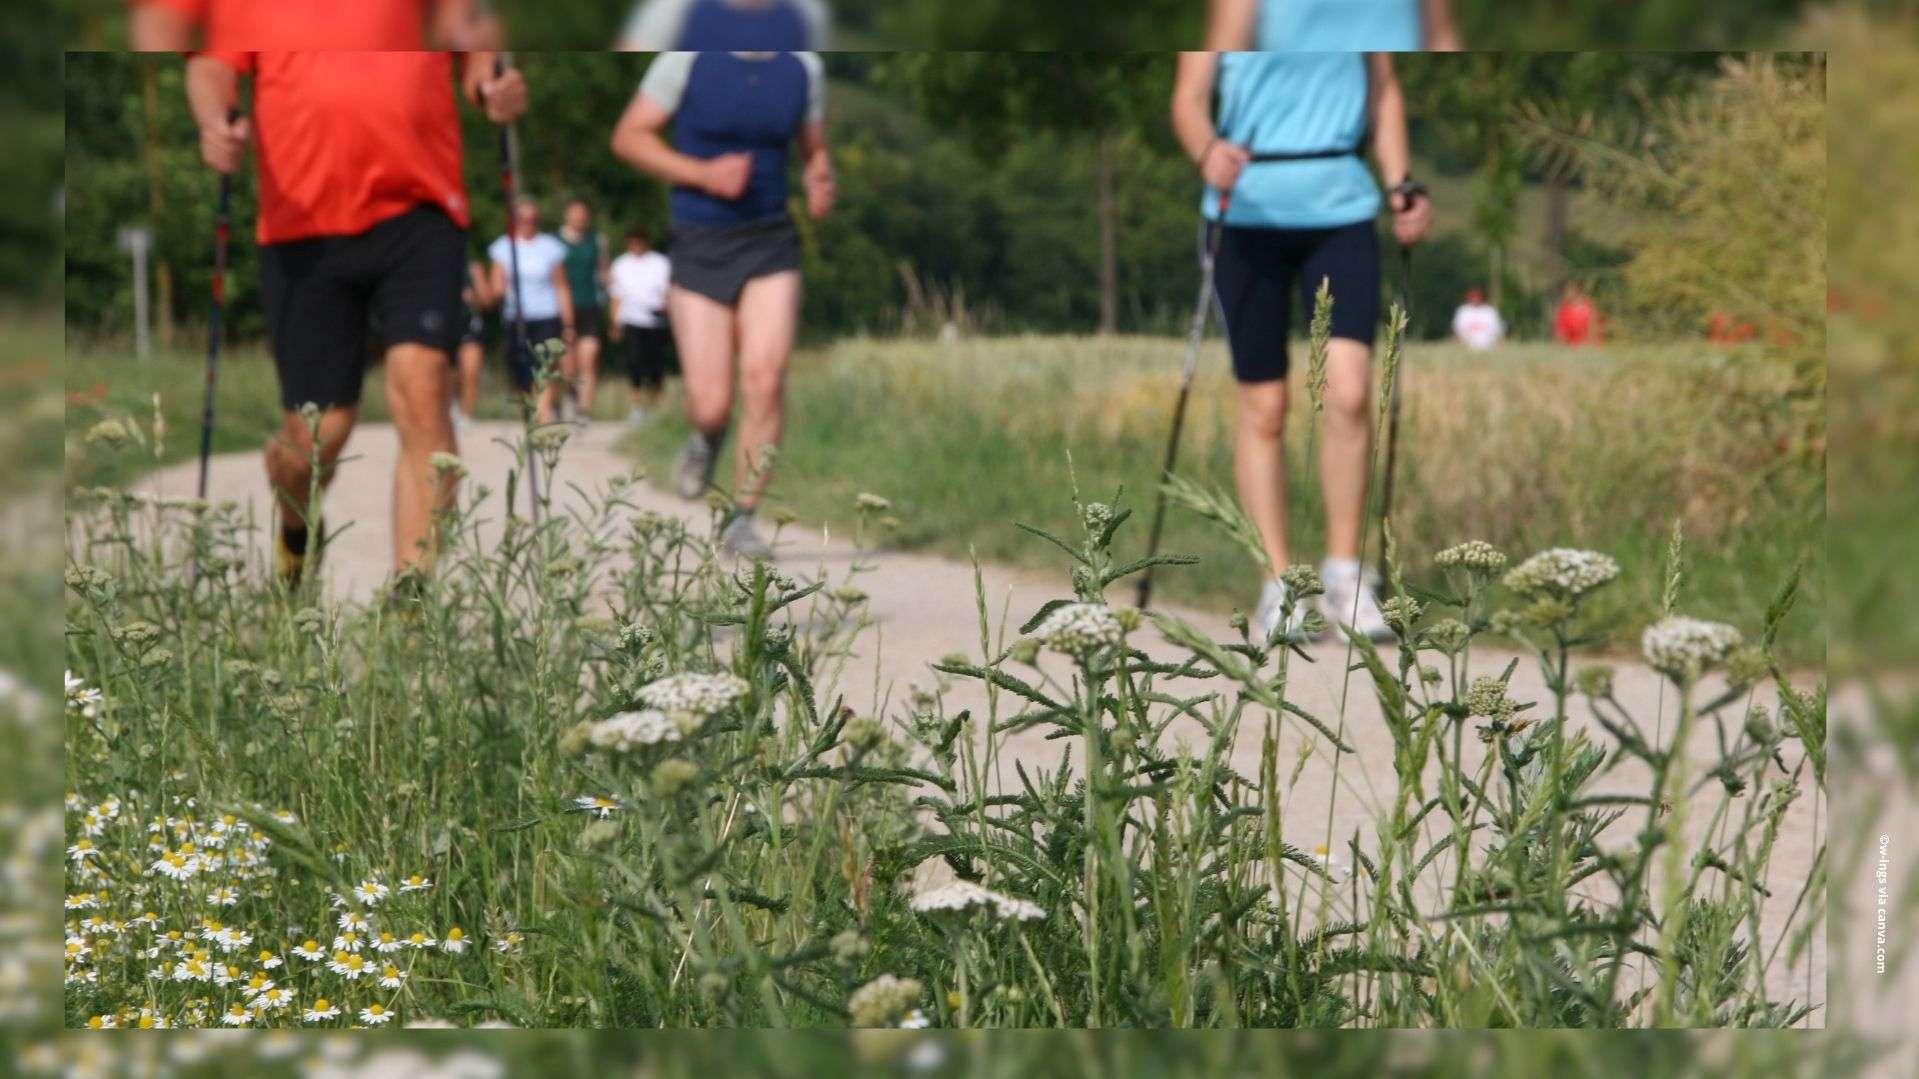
[621,334,1825,665]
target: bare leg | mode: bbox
[265,405,357,537]
[1318,338,1374,562]
[575,335,602,418]
[670,286,739,437]
[383,343,458,573]
[1233,378,1291,577]
[456,341,484,418]
[733,271,801,511]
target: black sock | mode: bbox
[282,523,308,555]
[698,429,725,453]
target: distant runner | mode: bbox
[1451,287,1504,350]
[1172,37,1432,641]
[453,256,493,431]
[608,227,674,428]
[185,50,526,586]
[1553,280,1601,347]
[488,198,577,425]
[612,50,835,560]
[617,0,831,50]
[557,197,611,423]
[129,0,500,50]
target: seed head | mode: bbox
[1641,616,1742,683]
[1435,540,1507,576]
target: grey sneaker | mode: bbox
[1253,579,1308,644]
[1320,565,1393,641]
[674,433,719,500]
[720,513,775,561]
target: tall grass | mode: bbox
[63,306,1822,1029]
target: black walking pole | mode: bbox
[196,108,241,508]
[488,54,543,524]
[1136,191,1233,611]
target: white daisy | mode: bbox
[359,1003,394,1026]
[219,1003,253,1026]
[351,879,390,906]
[574,795,622,819]
[439,926,470,954]
[303,998,341,1022]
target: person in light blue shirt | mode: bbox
[487,197,576,422]
[1206,0,1462,52]
[1172,42,1433,644]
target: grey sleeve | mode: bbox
[638,51,697,115]
[797,0,833,49]
[618,0,692,50]
[796,51,826,125]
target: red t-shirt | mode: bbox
[133,0,431,50]
[205,52,470,245]
[1553,299,1597,346]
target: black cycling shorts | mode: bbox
[258,204,466,411]
[574,304,607,341]
[505,317,566,393]
[1209,218,1379,383]
[623,324,673,390]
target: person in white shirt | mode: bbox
[608,227,675,426]
[487,197,575,423]
[1451,287,1504,351]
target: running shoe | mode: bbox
[720,513,775,562]
[1319,563,1393,641]
[1253,579,1308,644]
[273,507,319,589]
[675,433,720,500]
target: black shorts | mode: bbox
[259,205,465,411]
[622,324,673,389]
[574,305,607,341]
[1210,218,1379,383]
[668,214,801,305]
[505,317,566,393]
[459,305,487,348]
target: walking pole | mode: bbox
[196,108,240,507]
[488,54,543,524]
[1136,190,1232,611]
[1376,241,1414,544]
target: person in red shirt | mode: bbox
[130,0,501,51]
[1552,280,1601,347]
[187,52,526,588]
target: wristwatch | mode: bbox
[1389,178,1429,206]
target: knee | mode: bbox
[685,395,731,433]
[1237,389,1287,441]
[740,363,785,412]
[1324,374,1370,425]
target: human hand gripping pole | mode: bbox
[195,107,241,510]
[1135,186,1233,611]
[485,54,542,524]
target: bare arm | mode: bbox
[186,56,250,174]
[798,121,835,219]
[1422,0,1463,51]
[129,3,195,50]
[488,262,508,307]
[610,91,747,198]
[554,266,575,337]
[429,0,505,50]
[1172,51,1250,196]
[1368,54,1432,245]
[1201,0,1257,49]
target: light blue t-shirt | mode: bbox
[1255,0,1421,51]
[1202,52,1381,230]
[488,233,570,322]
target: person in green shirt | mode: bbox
[558,196,611,422]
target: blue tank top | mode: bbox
[669,52,809,228]
[1255,0,1421,51]
[1202,52,1381,230]
[676,1,810,50]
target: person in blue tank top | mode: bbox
[1207,0,1461,52]
[617,0,831,51]
[1172,34,1434,644]
[612,51,834,561]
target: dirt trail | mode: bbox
[139,419,1825,1015]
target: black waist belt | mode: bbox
[1246,147,1362,163]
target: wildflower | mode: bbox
[1380,594,1422,635]
[378,963,407,989]
[207,886,240,907]
[256,986,295,1012]
[651,758,701,798]
[373,931,404,954]
[529,423,573,454]
[586,709,682,752]
[848,973,924,1027]
[355,1002,394,1025]
[405,930,438,950]
[337,910,371,933]
[1641,616,1743,683]
[150,849,199,880]
[1423,618,1469,655]
[64,891,99,911]
[899,1009,931,1029]
[304,999,341,1022]
[1435,540,1508,576]
[328,951,370,980]
[291,939,325,962]
[256,949,283,969]
[574,795,622,819]
[351,879,390,906]
[220,1003,253,1026]
[65,671,104,717]
[440,926,469,954]
[242,972,275,997]
[1462,676,1518,720]
[494,930,524,954]
[398,873,432,893]
[856,492,892,513]
[1502,548,1619,600]
[1032,602,1124,658]
[429,451,467,479]
[85,1014,116,1030]
[638,672,750,717]
[908,881,1047,923]
[66,838,100,864]
[1280,564,1325,598]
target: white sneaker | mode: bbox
[449,407,473,435]
[1253,579,1308,645]
[1319,564,1393,641]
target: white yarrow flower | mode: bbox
[1641,616,1743,682]
[637,672,750,717]
[587,709,682,752]
[1502,548,1620,599]
[1032,603,1124,658]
